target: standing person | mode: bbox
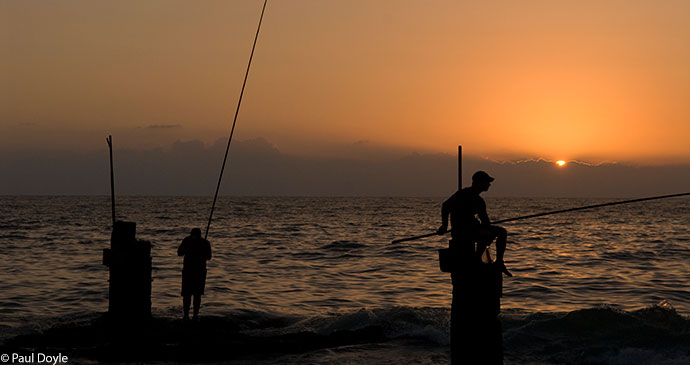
[437,170,510,365]
[178,228,212,321]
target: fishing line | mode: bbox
[205,0,268,240]
[493,192,690,224]
[391,192,690,244]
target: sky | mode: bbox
[2,1,689,195]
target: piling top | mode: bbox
[111,221,136,249]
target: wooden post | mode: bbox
[104,222,152,320]
[103,136,152,321]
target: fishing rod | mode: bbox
[106,135,116,226]
[391,192,690,244]
[205,0,268,240]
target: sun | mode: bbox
[556,160,566,167]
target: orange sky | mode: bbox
[2,0,689,164]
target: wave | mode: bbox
[2,304,688,363]
[319,240,366,251]
[503,302,690,364]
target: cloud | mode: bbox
[145,124,182,129]
[1,138,688,197]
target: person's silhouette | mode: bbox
[438,170,510,275]
[438,170,510,364]
[178,228,212,321]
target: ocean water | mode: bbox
[1,196,689,363]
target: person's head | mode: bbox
[471,170,494,192]
[191,228,202,238]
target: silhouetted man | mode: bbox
[438,170,510,274]
[178,228,212,321]
[438,170,509,364]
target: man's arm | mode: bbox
[477,198,491,226]
[177,240,186,257]
[206,241,212,261]
[437,193,455,234]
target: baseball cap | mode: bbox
[472,170,495,182]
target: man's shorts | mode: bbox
[181,269,207,296]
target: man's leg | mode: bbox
[475,227,492,262]
[489,226,511,277]
[183,295,191,320]
[489,226,507,262]
[193,294,201,320]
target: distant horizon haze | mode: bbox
[2,137,688,197]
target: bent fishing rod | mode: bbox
[205,0,268,240]
[391,192,690,244]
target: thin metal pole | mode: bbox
[391,192,690,244]
[458,145,462,190]
[205,0,268,240]
[106,135,116,226]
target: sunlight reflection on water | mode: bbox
[1,196,689,327]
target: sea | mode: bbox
[1,196,689,364]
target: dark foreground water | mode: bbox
[1,196,689,363]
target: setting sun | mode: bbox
[556,160,567,167]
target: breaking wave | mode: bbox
[2,303,688,364]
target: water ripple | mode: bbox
[1,196,689,329]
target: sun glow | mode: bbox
[556,160,567,167]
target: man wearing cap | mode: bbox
[438,170,509,273]
[438,170,509,364]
